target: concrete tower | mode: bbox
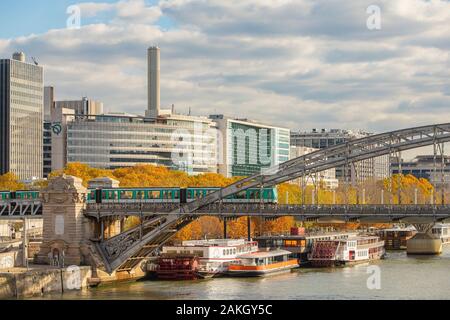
[146,46,160,119]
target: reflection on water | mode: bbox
[29,247,450,300]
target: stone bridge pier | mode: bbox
[35,175,101,267]
[407,223,443,255]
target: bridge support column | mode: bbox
[36,175,97,266]
[223,219,227,239]
[247,216,251,241]
[22,217,28,268]
[407,224,442,255]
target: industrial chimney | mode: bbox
[146,46,160,119]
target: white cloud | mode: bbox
[1,0,450,134]
[77,2,116,17]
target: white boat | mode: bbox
[160,239,259,278]
[308,235,385,267]
[431,223,450,245]
[227,249,299,277]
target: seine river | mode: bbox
[34,247,450,300]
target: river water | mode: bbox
[32,247,450,300]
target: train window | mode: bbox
[152,191,160,199]
[175,191,180,199]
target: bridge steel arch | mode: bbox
[99,123,450,273]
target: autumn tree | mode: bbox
[0,172,25,191]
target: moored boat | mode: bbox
[256,228,359,265]
[308,236,385,267]
[157,239,259,280]
[377,226,417,250]
[227,249,299,277]
[431,223,450,245]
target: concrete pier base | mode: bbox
[406,232,442,255]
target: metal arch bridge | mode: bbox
[3,123,450,272]
[97,122,450,273]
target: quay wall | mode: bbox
[0,266,92,299]
[0,250,22,269]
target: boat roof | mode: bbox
[341,236,380,241]
[181,239,255,247]
[432,223,450,228]
[237,249,292,259]
[380,226,417,232]
[256,231,358,240]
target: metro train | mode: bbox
[87,187,278,204]
[0,187,278,204]
[0,190,40,201]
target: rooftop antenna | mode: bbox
[31,57,39,66]
[188,107,191,116]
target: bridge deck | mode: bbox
[83,203,450,223]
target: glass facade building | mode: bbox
[0,54,43,180]
[291,129,389,182]
[43,121,52,178]
[66,114,217,174]
[211,115,290,177]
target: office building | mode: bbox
[43,86,55,121]
[290,146,339,189]
[66,113,217,174]
[0,52,44,180]
[210,115,290,177]
[43,86,55,177]
[43,90,104,177]
[391,155,450,187]
[55,97,103,116]
[291,129,389,183]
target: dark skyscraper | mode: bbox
[0,52,44,180]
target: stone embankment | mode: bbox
[0,265,92,299]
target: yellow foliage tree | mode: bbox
[51,164,440,240]
[0,172,26,191]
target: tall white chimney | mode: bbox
[146,46,160,119]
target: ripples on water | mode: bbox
[34,248,450,300]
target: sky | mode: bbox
[1,0,450,145]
